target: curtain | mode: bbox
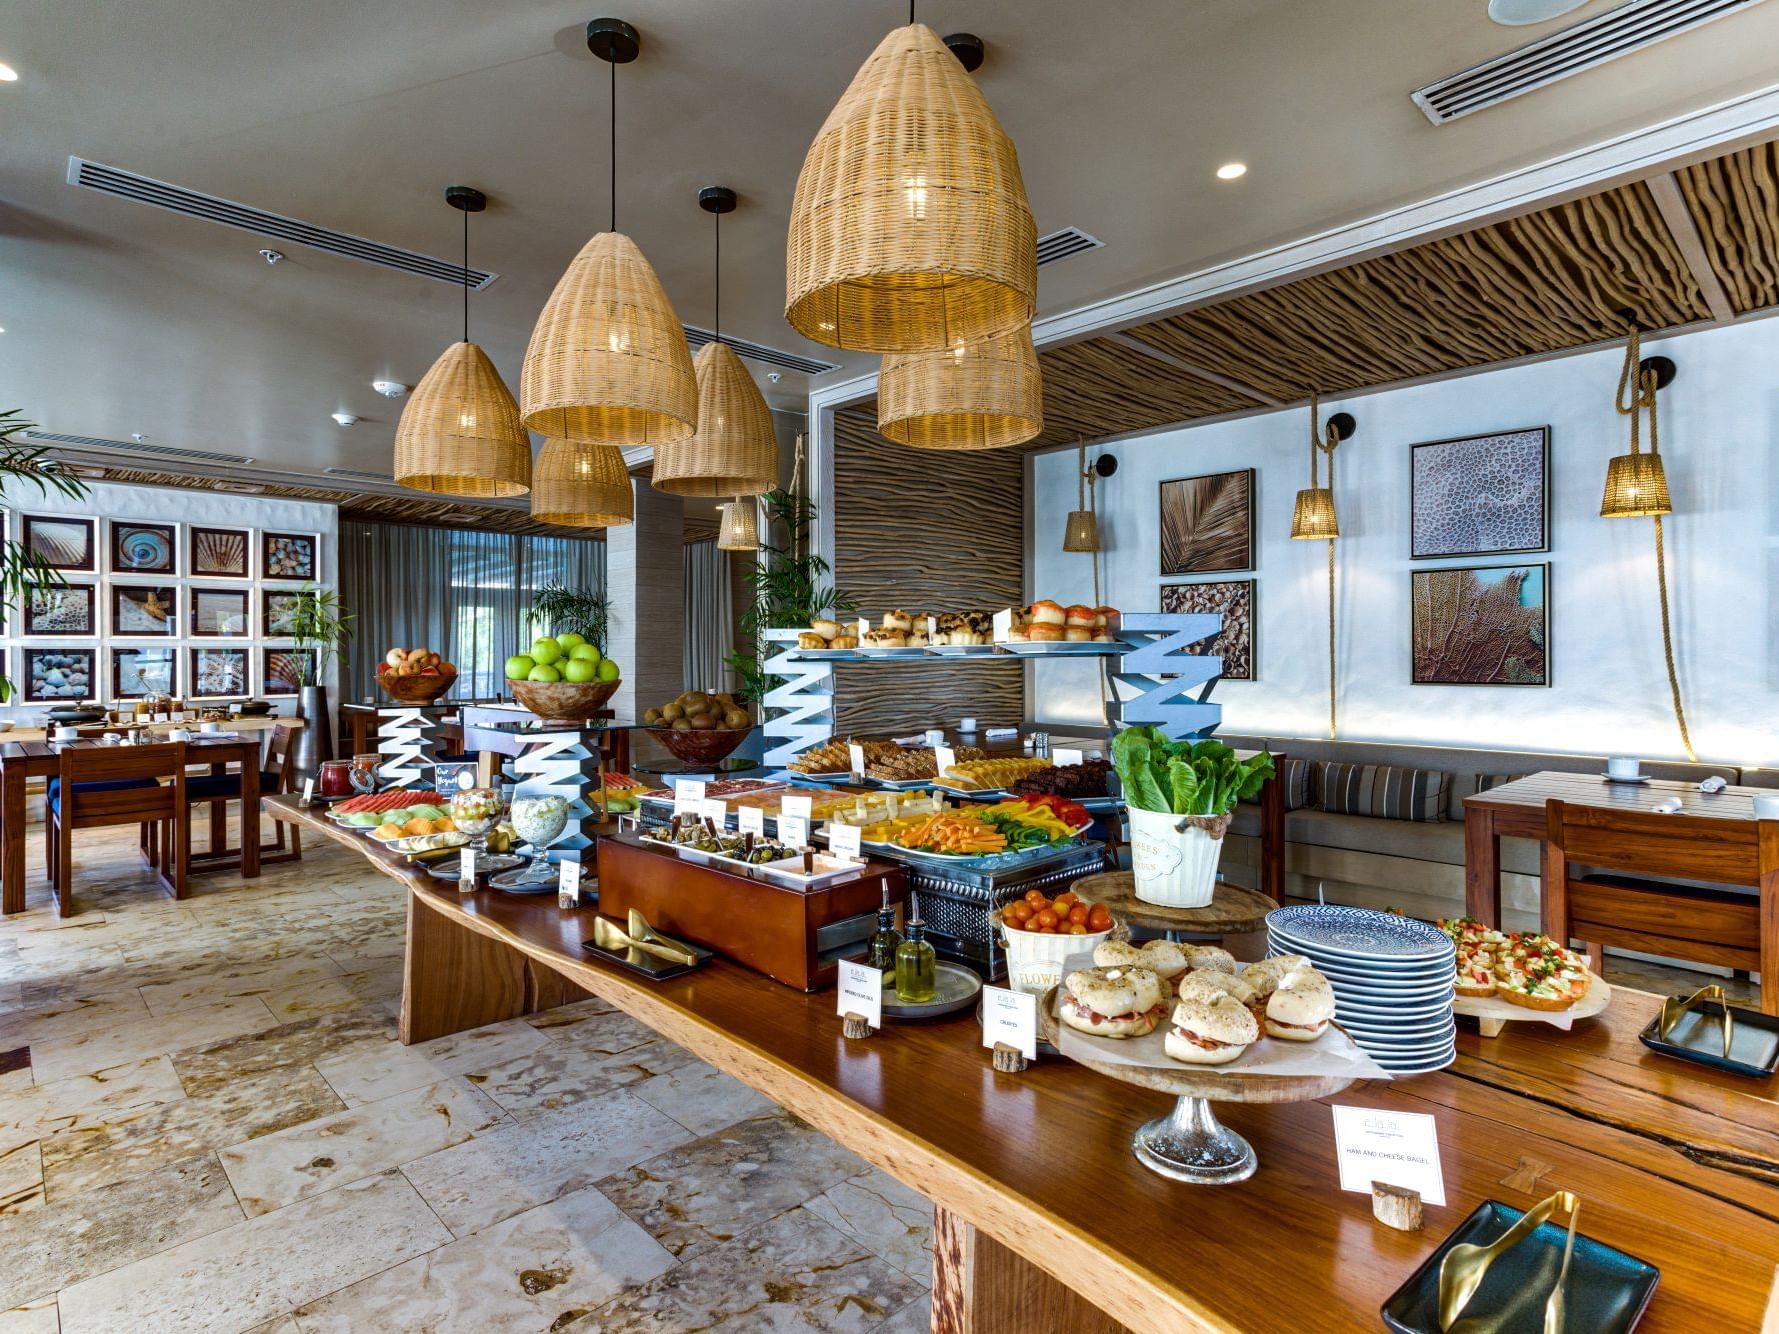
[341,520,605,702]
[683,538,733,692]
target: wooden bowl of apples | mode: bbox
[377,648,457,703]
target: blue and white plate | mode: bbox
[1268,906,1455,962]
[1267,938,1453,973]
[1267,945,1452,985]
[1333,999,1454,1024]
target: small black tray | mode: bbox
[1638,995,1779,1078]
[1383,1200,1658,1333]
[582,937,713,981]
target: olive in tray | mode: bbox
[1009,760,1113,799]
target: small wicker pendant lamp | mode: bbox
[877,323,1042,449]
[1291,393,1354,740]
[652,187,778,496]
[520,20,696,447]
[785,22,1036,354]
[717,497,759,551]
[393,187,532,497]
[529,438,634,528]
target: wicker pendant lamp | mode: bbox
[520,20,696,446]
[717,496,759,551]
[393,187,531,497]
[878,324,1043,449]
[785,22,1037,353]
[530,438,634,528]
[652,187,778,496]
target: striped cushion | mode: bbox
[1281,757,1314,811]
[1473,773,1525,794]
[1317,761,1451,823]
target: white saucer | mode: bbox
[1601,772,1650,784]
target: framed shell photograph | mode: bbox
[21,515,96,573]
[1411,563,1549,687]
[190,647,248,699]
[262,588,303,638]
[262,531,319,581]
[111,584,178,636]
[189,525,251,578]
[110,520,179,575]
[112,646,177,700]
[1159,468,1254,575]
[23,648,95,702]
[262,647,315,696]
[190,587,250,638]
[23,583,97,637]
[1159,579,1256,681]
[1410,427,1549,559]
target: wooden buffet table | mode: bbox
[1464,769,1772,927]
[273,793,1779,1333]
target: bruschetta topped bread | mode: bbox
[1437,919,1589,1010]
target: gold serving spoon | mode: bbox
[1439,1190,1578,1331]
[591,912,698,967]
[1659,983,1733,1059]
[1543,1196,1581,1334]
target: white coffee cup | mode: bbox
[1754,793,1779,821]
[52,725,77,742]
[1606,755,1643,779]
[959,717,977,733]
[0,720,13,734]
[199,721,220,734]
[923,729,945,746]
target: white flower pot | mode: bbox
[1128,806,1229,908]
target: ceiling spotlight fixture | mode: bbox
[131,432,147,443]
[1487,0,1591,25]
[0,63,18,83]
[332,412,359,427]
[371,380,408,398]
[260,248,284,265]
[1216,162,1247,181]
[521,18,696,447]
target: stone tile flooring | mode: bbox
[0,819,934,1333]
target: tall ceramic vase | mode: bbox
[293,684,333,777]
[1128,807,1232,908]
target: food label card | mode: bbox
[557,858,581,907]
[934,745,957,777]
[698,798,728,826]
[301,777,316,805]
[980,986,1037,1061]
[780,793,813,820]
[1330,1106,1446,1206]
[991,607,1014,641]
[829,823,863,861]
[458,847,477,884]
[677,779,707,803]
[737,806,765,837]
[837,960,882,1029]
[848,743,867,778]
[1052,747,1085,767]
[779,815,810,849]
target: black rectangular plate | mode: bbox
[1638,996,1779,1078]
[1382,1200,1658,1334]
[582,937,714,981]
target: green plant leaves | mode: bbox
[1112,724,1275,816]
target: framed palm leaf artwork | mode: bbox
[1159,469,1254,575]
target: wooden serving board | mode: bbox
[1454,969,1613,1038]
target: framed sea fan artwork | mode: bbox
[109,520,178,575]
[262,647,315,696]
[1159,469,1254,575]
[1410,428,1549,559]
[1411,563,1549,686]
[1160,579,1255,680]
[189,525,250,578]
[21,515,96,573]
[112,647,177,700]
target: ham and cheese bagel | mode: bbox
[1092,940,1145,969]
[1176,968,1257,1009]
[1264,968,1336,1041]
[1242,954,1311,1001]
[1165,994,1259,1065]
[1183,944,1237,976]
[1136,940,1188,984]
[1059,966,1166,1038]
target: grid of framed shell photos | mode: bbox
[4,513,327,705]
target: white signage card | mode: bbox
[458,847,477,883]
[301,777,315,804]
[1329,1106,1446,1206]
[934,746,957,778]
[737,806,765,837]
[698,798,728,826]
[1052,747,1086,768]
[856,617,870,640]
[924,615,937,642]
[557,858,581,906]
[837,960,882,1029]
[848,743,867,778]
[992,607,1014,641]
[829,823,863,861]
[779,815,810,849]
[678,779,707,803]
[980,986,1038,1061]
[780,792,813,820]
[673,790,700,818]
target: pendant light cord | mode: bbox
[714,206,721,343]
[610,53,618,233]
[461,206,469,343]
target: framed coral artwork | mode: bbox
[1410,428,1548,559]
[1410,563,1549,686]
[1160,579,1255,681]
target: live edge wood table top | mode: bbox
[271,794,1779,1334]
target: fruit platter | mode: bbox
[830,795,1093,862]
[329,789,442,818]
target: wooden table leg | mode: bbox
[208,763,227,858]
[1260,758,1286,904]
[2,762,24,915]
[1464,806,1503,927]
[931,1207,1134,1334]
[241,757,261,879]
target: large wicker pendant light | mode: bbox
[530,438,634,528]
[785,22,1037,353]
[652,187,778,496]
[520,19,696,447]
[877,324,1043,449]
[393,187,531,497]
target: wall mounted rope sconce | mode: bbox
[1291,393,1355,739]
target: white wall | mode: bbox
[0,477,339,718]
[1028,318,1779,768]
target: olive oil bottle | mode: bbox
[866,887,902,974]
[894,915,937,1003]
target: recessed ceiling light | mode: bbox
[1216,162,1247,181]
[1487,0,1590,24]
[331,412,359,427]
[0,63,18,83]
[371,380,408,398]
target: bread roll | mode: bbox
[1065,604,1096,628]
[1028,624,1064,643]
[1029,599,1067,626]
[810,618,841,641]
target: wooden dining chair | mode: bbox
[1543,799,1779,1015]
[47,741,188,915]
[182,724,302,869]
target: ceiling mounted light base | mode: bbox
[445,186,487,213]
[586,17,640,63]
[942,32,985,72]
[1324,412,1356,441]
[1639,355,1677,391]
[698,186,737,215]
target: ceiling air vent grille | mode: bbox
[323,466,396,482]
[682,327,840,376]
[1413,0,1767,124]
[65,157,498,289]
[23,430,255,466]
[1037,226,1104,266]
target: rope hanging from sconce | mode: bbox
[1307,392,1341,740]
[1613,328,1695,762]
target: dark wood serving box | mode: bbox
[595,832,908,992]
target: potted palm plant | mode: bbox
[0,412,90,702]
[287,585,353,773]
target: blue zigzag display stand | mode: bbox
[510,726,601,865]
[761,628,836,768]
[376,706,439,787]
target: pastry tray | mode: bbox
[1638,995,1779,1078]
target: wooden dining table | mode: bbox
[273,792,1779,1332]
[1464,769,1772,928]
[1,733,268,914]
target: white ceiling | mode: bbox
[4,0,1779,485]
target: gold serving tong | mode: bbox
[1659,983,1734,1059]
[592,909,698,968]
[1438,1190,1581,1333]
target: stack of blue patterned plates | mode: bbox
[1265,905,1456,1076]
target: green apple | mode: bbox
[569,643,601,663]
[530,637,563,666]
[504,654,535,681]
[595,658,620,683]
[561,657,596,683]
[527,662,562,683]
[556,632,586,651]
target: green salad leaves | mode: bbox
[1111,726,1276,817]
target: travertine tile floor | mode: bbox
[0,818,934,1333]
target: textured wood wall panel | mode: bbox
[1678,142,1779,313]
[832,413,1024,735]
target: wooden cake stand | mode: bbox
[1071,871,1273,940]
[1039,985,1355,1185]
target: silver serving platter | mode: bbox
[882,961,983,1019]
